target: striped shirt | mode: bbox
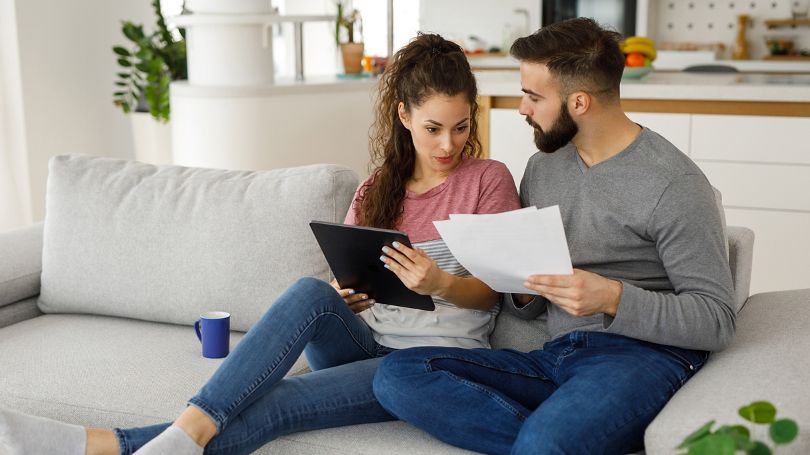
[344,156,521,349]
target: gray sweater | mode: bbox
[505,127,736,352]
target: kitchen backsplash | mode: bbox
[653,0,810,59]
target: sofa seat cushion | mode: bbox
[0,313,478,454]
[38,156,358,332]
[0,314,305,429]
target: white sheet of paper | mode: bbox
[434,206,573,294]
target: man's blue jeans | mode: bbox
[373,331,708,455]
[114,277,396,454]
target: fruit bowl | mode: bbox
[622,66,653,79]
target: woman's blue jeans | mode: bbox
[114,277,396,454]
[373,331,709,455]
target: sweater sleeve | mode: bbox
[603,174,737,351]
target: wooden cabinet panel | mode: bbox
[697,161,810,212]
[626,112,691,156]
[691,114,810,164]
[724,209,810,294]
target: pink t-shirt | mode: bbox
[344,155,521,242]
[342,156,521,349]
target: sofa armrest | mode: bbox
[644,289,810,454]
[0,223,43,308]
[727,225,755,312]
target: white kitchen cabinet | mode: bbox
[697,161,810,212]
[723,209,810,294]
[489,108,537,187]
[626,112,691,156]
[691,114,810,165]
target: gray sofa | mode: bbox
[0,155,806,454]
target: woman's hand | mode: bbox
[379,241,450,297]
[330,279,375,314]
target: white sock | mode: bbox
[133,425,203,455]
[0,407,86,455]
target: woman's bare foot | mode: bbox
[173,406,217,447]
[85,428,119,455]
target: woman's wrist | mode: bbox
[434,271,456,300]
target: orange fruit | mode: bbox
[625,52,645,67]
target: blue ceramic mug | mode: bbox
[194,311,230,359]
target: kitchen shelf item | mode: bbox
[764,18,810,28]
[763,55,810,60]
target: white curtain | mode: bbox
[0,82,27,231]
[0,0,29,231]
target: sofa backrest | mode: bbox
[38,155,359,332]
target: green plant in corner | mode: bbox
[113,0,187,122]
[678,401,799,454]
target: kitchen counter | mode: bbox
[475,70,810,103]
[171,75,378,98]
[469,54,810,74]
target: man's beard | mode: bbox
[525,102,578,154]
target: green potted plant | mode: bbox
[112,0,186,165]
[335,1,364,74]
[113,0,187,122]
[678,401,799,454]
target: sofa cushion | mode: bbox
[38,155,358,331]
[0,314,475,454]
[0,315,307,427]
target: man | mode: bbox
[371,18,736,455]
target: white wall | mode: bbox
[419,0,541,51]
[8,0,156,224]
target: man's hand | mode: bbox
[380,241,450,297]
[330,279,374,313]
[524,269,623,317]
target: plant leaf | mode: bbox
[117,72,130,79]
[769,419,798,444]
[117,58,132,67]
[687,433,736,455]
[747,440,772,455]
[739,401,777,424]
[112,46,130,56]
[716,425,754,451]
[678,421,715,449]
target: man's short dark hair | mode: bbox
[510,17,624,103]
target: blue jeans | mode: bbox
[114,277,396,454]
[373,331,708,455]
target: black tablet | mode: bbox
[309,221,435,311]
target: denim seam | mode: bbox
[112,428,129,455]
[216,308,375,429]
[424,354,548,380]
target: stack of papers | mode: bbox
[433,206,573,294]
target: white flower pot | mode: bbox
[130,112,173,165]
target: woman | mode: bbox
[0,33,520,455]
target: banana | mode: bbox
[623,36,656,48]
[621,43,657,61]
